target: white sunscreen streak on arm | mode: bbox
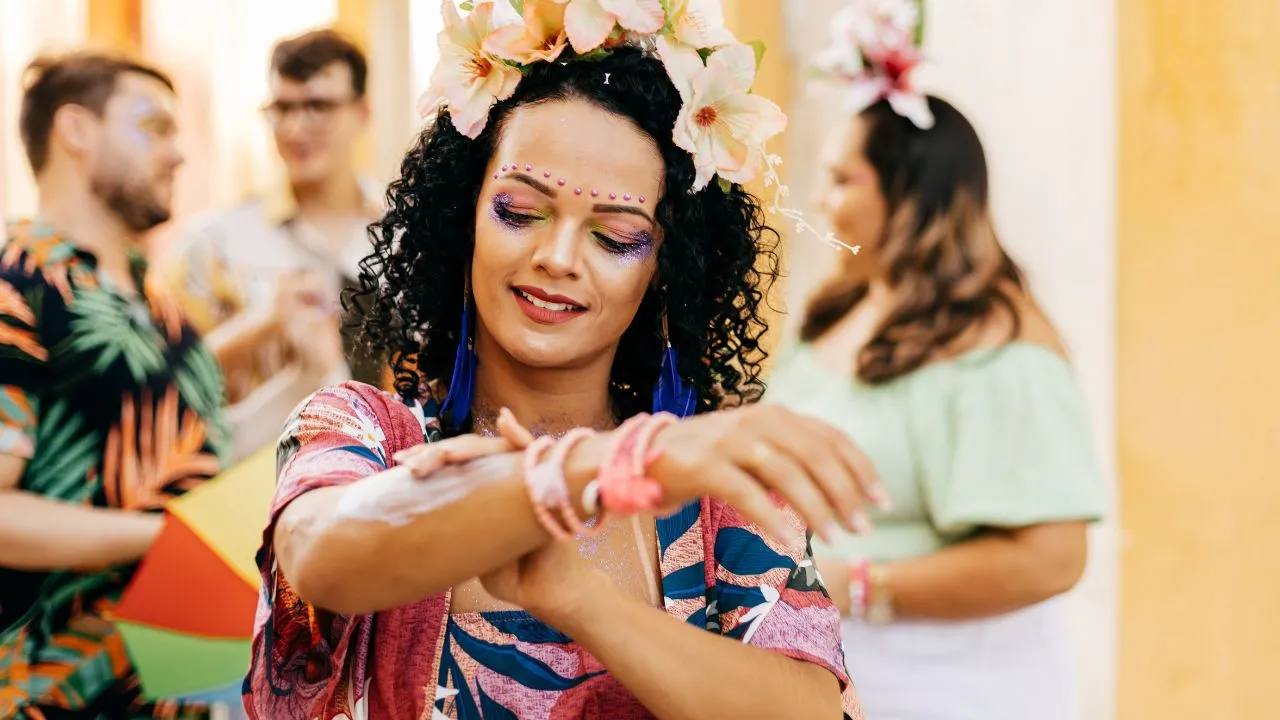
[333,454,518,526]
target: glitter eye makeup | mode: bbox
[490,168,657,261]
[592,225,655,262]
[490,192,547,230]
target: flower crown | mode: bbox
[419,0,858,254]
[812,0,934,129]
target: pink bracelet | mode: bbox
[847,558,871,618]
[542,428,601,537]
[597,412,677,515]
[523,436,572,541]
[525,429,602,540]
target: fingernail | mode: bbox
[851,510,874,534]
[871,486,893,510]
[822,521,842,543]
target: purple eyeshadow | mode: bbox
[610,229,655,263]
[490,192,521,228]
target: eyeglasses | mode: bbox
[261,97,356,125]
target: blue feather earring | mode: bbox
[439,280,477,432]
[652,313,697,418]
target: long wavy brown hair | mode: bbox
[800,96,1027,384]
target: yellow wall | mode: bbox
[723,0,789,362]
[87,0,141,54]
[1117,0,1280,717]
[336,0,374,174]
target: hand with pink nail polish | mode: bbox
[391,408,536,478]
[645,403,887,545]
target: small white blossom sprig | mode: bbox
[761,153,860,255]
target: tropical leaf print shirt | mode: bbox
[0,219,231,717]
[244,381,864,720]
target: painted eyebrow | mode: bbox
[591,203,655,225]
[507,172,655,224]
[509,172,556,197]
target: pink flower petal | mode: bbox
[843,75,890,115]
[671,107,701,156]
[720,92,787,144]
[705,42,758,94]
[489,0,525,29]
[482,24,536,61]
[888,89,936,129]
[670,0,737,48]
[417,88,445,119]
[656,35,704,102]
[690,149,719,191]
[440,0,470,47]
[599,0,664,34]
[563,0,616,53]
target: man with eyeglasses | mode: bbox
[158,30,384,461]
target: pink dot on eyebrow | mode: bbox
[623,193,632,201]
[638,195,646,203]
[525,164,533,172]
[501,165,508,171]
[590,189,599,197]
[574,188,583,195]
[544,170,552,178]
[557,178,567,186]
[609,192,617,200]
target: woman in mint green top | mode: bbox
[768,86,1108,718]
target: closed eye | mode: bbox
[490,193,546,229]
[494,203,539,226]
[591,227,653,256]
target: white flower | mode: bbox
[420,1,524,138]
[554,0,665,54]
[433,685,460,719]
[666,0,737,49]
[842,0,919,48]
[658,39,787,191]
[737,584,781,644]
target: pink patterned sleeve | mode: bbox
[707,499,864,719]
[244,382,425,720]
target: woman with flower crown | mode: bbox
[767,2,1108,718]
[242,1,872,718]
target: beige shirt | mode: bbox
[157,181,383,460]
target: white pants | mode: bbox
[842,598,1078,720]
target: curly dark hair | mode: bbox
[349,47,779,431]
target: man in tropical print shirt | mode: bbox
[0,53,231,718]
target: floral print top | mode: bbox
[0,219,231,718]
[244,382,863,719]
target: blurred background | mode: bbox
[1,0,1276,718]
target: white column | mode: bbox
[365,0,413,185]
[783,2,1118,718]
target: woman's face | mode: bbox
[471,98,665,372]
[819,116,888,259]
